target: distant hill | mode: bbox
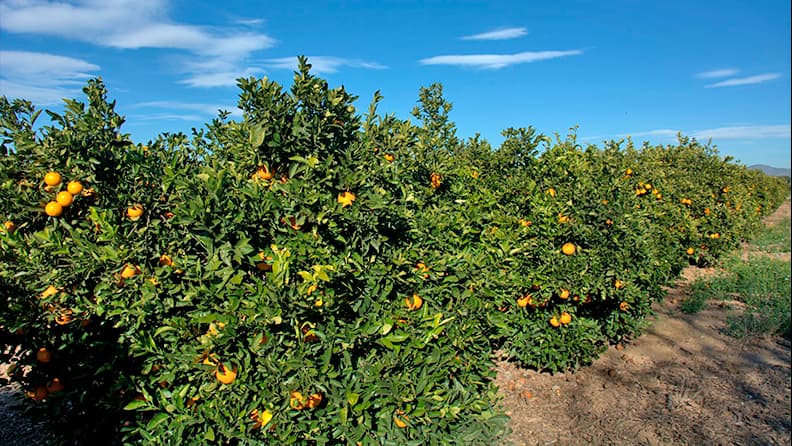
[748,164,791,177]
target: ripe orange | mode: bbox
[290,391,306,410]
[559,312,572,325]
[619,301,630,311]
[516,294,532,307]
[561,243,576,256]
[28,385,48,401]
[46,378,64,394]
[558,214,570,224]
[159,254,174,267]
[215,364,237,385]
[686,247,695,255]
[405,293,423,310]
[2,220,15,233]
[44,171,62,186]
[45,201,63,217]
[67,180,83,195]
[40,285,59,299]
[430,173,442,189]
[384,153,395,162]
[546,188,556,197]
[549,316,561,328]
[614,279,625,289]
[255,165,273,180]
[120,264,140,279]
[305,392,323,409]
[56,191,74,207]
[249,408,273,429]
[126,205,144,220]
[54,309,74,325]
[559,289,570,299]
[36,347,52,363]
[337,191,356,208]
[393,411,409,428]
[625,168,633,176]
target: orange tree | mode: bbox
[1,61,508,445]
[2,58,788,444]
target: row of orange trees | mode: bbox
[1,58,788,445]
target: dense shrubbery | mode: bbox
[2,58,788,445]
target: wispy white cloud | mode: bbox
[0,0,275,88]
[583,124,790,142]
[461,27,528,41]
[0,50,100,104]
[692,124,790,139]
[696,68,739,79]
[705,73,781,88]
[263,56,388,74]
[419,50,582,69]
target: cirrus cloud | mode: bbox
[705,73,781,88]
[460,27,528,41]
[419,50,583,70]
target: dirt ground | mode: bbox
[2,202,790,446]
[496,200,792,446]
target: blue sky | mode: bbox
[1,0,790,168]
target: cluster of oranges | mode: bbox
[549,312,573,327]
[41,171,84,217]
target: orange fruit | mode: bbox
[516,294,532,307]
[546,188,556,197]
[36,347,52,363]
[625,168,633,176]
[559,289,570,300]
[305,392,323,409]
[56,191,74,207]
[619,301,630,311]
[430,173,442,189]
[686,247,695,255]
[46,378,64,394]
[393,411,409,428]
[54,309,74,325]
[337,191,356,208]
[45,201,63,217]
[67,181,83,195]
[405,293,423,310]
[126,205,144,220]
[215,364,237,385]
[2,220,15,233]
[44,171,62,186]
[120,264,140,279]
[549,316,561,328]
[159,254,174,266]
[561,243,576,256]
[384,153,395,162]
[28,385,48,401]
[558,214,570,224]
[290,391,306,410]
[559,312,572,325]
[255,165,273,180]
[249,408,273,429]
[40,285,59,299]
[614,279,625,289]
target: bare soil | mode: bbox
[496,200,792,446]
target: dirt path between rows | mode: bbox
[496,200,792,446]
[2,203,790,445]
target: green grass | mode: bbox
[751,218,791,253]
[681,216,791,339]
